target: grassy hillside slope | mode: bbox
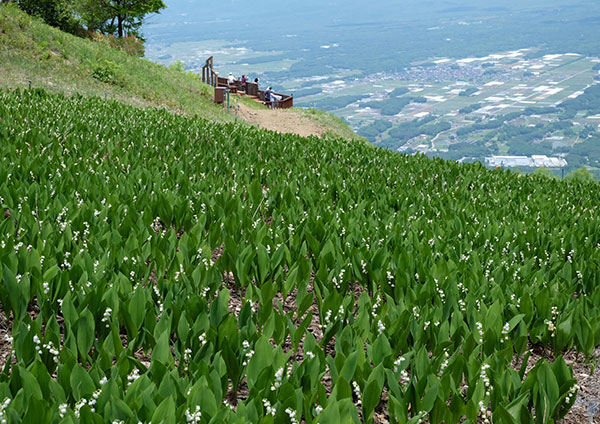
[0,4,227,120]
[0,4,360,140]
[0,88,599,423]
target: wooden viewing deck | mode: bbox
[201,56,293,109]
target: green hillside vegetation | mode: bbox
[377,115,452,146]
[389,87,410,97]
[357,120,393,141]
[459,103,483,114]
[1,87,599,423]
[459,87,479,97]
[558,84,600,117]
[0,4,359,140]
[0,4,226,119]
[364,96,427,116]
[294,108,363,141]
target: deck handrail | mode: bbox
[203,57,293,109]
[201,56,218,87]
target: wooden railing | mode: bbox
[201,56,218,87]
[258,90,294,109]
[202,57,293,109]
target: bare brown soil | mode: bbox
[543,347,599,424]
[236,103,328,138]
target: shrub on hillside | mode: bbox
[91,59,120,84]
[87,31,145,57]
[169,61,186,73]
[566,167,595,183]
[531,167,559,180]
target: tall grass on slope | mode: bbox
[0,3,228,120]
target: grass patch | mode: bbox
[0,3,230,120]
[296,108,369,142]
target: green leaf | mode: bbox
[76,308,95,361]
[422,379,440,412]
[339,351,358,382]
[333,376,352,401]
[109,398,135,421]
[3,265,26,319]
[362,378,383,422]
[129,287,146,333]
[70,364,95,401]
[319,400,341,424]
[372,334,392,366]
[246,336,273,388]
[210,289,230,328]
[18,366,43,401]
[249,178,262,206]
[537,361,560,411]
[151,396,176,424]
[22,397,51,423]
[152,331,173,366]
[257,245,270,284]
[493,405,517,424]
[42,264,59,282]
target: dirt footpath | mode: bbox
[235,102,328,138]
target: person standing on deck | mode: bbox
[228,72,236,87]
[264,86,274,108]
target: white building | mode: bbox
[485,155,567,168]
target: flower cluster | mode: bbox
[73,389,101,418]
[480,364,493,397]
[475,322,484,344]
[242,340,253,366]
[544,319,556,337]
[414,411,427,424]
[42,340,60,363]
[377,319,386,335]
[438,351,450,376]
[393,355,406,373]
[58,403,68,418]
[152,283,164,316]
[102,307,112,328]
[386,270,395,288]
[262,399,276,416]
[285,407,299,424]
[198,332,207,347]
[372,294,382,319]
[478,400,489,423]
[127,368,140,387]
[501,322,510,342]
[271,367,284,391]
[352,381,362,405]
[564,383,579,404]
[185,406,202,424]
[0,398,10,424]
[183,348,192,371]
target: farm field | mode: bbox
[1,88,600,423]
